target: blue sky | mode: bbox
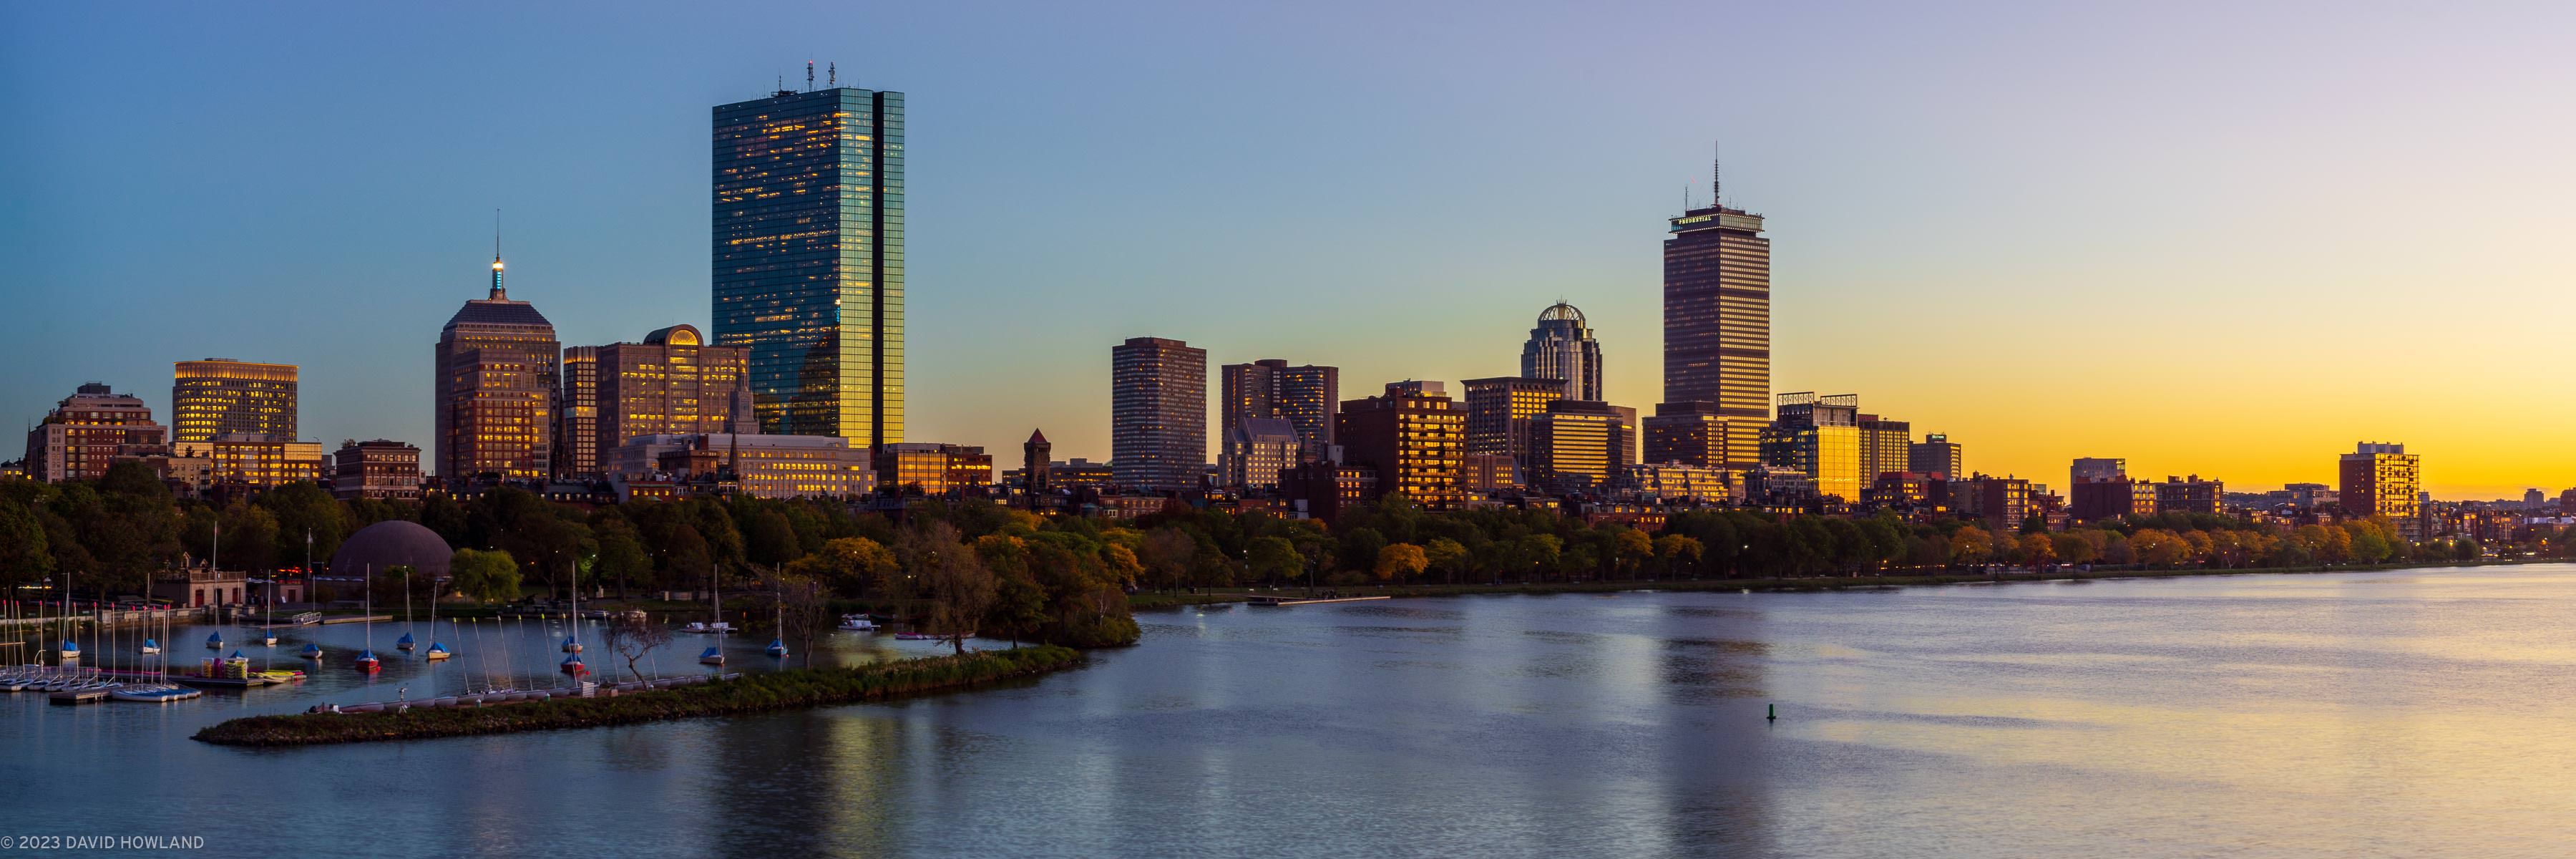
[5,1,2573,497]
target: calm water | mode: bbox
[7,566,2575,858]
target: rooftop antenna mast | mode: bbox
[806,61,814,92]
[828,62,836,87]
[1712,140,1723,208]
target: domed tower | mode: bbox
[1521,302,1603,402]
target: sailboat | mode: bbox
[424,582,450,661]
[258,531,296,648]
[141,637,160,655]
[398,567,416,651]
[353,565,380,673]
[765,579,789,659]
[205,631,223,650]
[300,643,323,659]
[59,571,79,664]
[699,645,725,666]
[561,572,582,654]
[683,566,732,634]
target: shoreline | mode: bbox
[190,646,1083,747]
[1130,558,2549,608]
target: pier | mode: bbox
[1243,595,1392,606]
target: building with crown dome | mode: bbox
[1521,302,1603,402]
[557,324,751,481]
[434,253,559,481]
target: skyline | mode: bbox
[7,3,2576,498]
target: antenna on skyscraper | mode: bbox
[828,62,836,87]
[806,61,814,92]
[1712,140,1722,208]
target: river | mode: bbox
[6,565,2573,858]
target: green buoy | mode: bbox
[1767,703,1776,722]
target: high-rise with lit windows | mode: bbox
[434,253,558,481]
[171,359,296,443]
[1111,336,1207,491]
[1760,392,1861,503]
[1521,303,1604,402]
[712,84,904,449]
[1664,155,1770,465]
[560,324,751,480]
[2340,442,2422,540]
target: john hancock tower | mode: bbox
[712,81,904,449]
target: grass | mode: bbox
[191,645,1082,747]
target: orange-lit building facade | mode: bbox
[435,256,558,481]
[560,324,751,480]
[1337,381,1465,509]
[171,359,296,443]
[23,382,167,483]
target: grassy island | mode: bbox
[192,646,1081,747]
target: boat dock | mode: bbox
[49,687,113,704]
[1244,595,1393,606]
[257,611,324,629]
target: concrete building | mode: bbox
[2340,442,2422,540]
[1463,377,1566,473]
[333,440,423,501]
[612,433,876,499]
[172,435,325,489]
[2154,475,2225,516]
[560,324,752,480]
[1663,158,1770,464]
[434,253,558,481]
[1527,400,1636,495]
[1642,401,1731,468]
[1111,337,1208,491]
[1219,359,1338,463]
[1521,303,1604,402]
[23,382,167,483]
[1337,381,1465,509]
[1858,414,1911,482]
[1219,417,1301,490]
[171,359,296,443]
[879,442,994,496]
[1908,433,1963,480]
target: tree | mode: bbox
[0,496,54,592]
[899,522,996,654]
[1139,528,1197,592]
[592,518,653,598]
[600,611,672,682]
[1951,526,1995,566]
[786,536,899,598]
[1608,528,1654,580]
[256,482,346,569]
[1516,533,1560,582]
[1246,536,1303,586]
[2050,532,2099,565]
[449,548,523,603]
[2019,533,2056,566]
[1423,538,1470,584]
[1374,543,1428,582]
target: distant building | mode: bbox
[171,359,296,443]
[434,253,557,481]
[1642,401,1732,468]
[1459,453,1520,492]
[1111,337,1207,491]
[1858,414,1911,482]
[1953,474,2034,533]
[1463,377,1566,473]
[1527,400,1636,495]
[174,435,325,489]
[711,84,904,448]
[1663,164,1770,437]
[1908,433,1963,480]
[1337,381,1465,509]
[2067,457,2148,522]
[24,382,167,483]
[2070,457,2127,485]
[2340,442,2421,540]
[1621,463,1737,505]
[613,433,875,500]
[560,324,752,480]
[333,440,422,501]
[1021,430,1052,510]
[1283,459,1377,524]
[2154,475,2225,516]
[879,442,994,496]
[1760,392,1863,503]
[1219,417,1301,490]
[1521,303,1603,402]
[2524,488,2547,510]
[1219,359,1338,463]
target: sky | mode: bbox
[4,1,2574,500]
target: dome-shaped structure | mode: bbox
[1537,302,1587,324]
[330,520,454,582]
[1523,301,1604,402]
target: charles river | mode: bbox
[7,565,2575,858]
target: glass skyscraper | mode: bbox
[712,85,904,448]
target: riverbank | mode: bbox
[190,645,1082,747]
[1129,558,2546,608]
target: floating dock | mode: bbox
[1244,595,1392,606]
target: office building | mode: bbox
[1621,463,1739,505]
[23,382,168,483]
[711,84,905,447]
[2071,457,2126,485]
[172,435,326,489]
[1953,474,2034,533]
[1526,400,1636,495]
[1760,392,1862,503]
[434,253,558,481]
[560,324,752,480]
[1463,377,1566,472]
[613,433,876,499]
[171,359,296,443]
[1858,414,1911,482]
[1642,401,1730,467]
[2340,442,2421,540]
[1663,157,1770,457]
[333,440,423,501]
[1111,336,1207,491]
[878,442,992,495]
[1337,381,1465,509]
[1219,359,1338,462]
[1908,433,1963,480]
[1521,302,1603,401]
[2155,475,2225,516]
[1219,417,1301,489]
